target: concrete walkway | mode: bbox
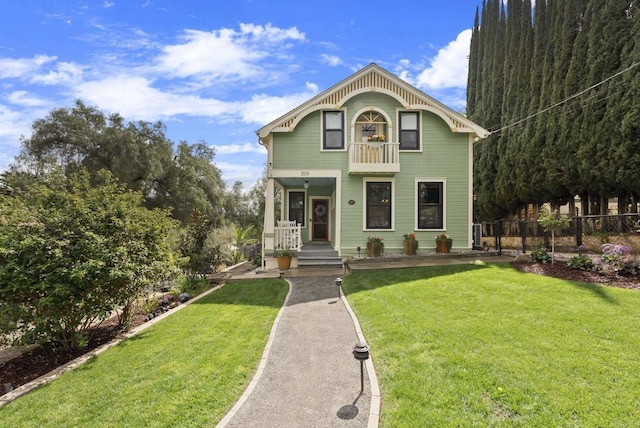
[217,275,378,428]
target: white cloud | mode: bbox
[213,142,265,155]
[7,91,48,107]
[416,29,472,90]
[216,160,266,188]
[103,1,115,8]
[0,55,57,79]
[320,54,342,66]
[238,86,319,125]
[74,74,235,120]
[30,62,85,86]
[238,23,305,43]
[155,24,305,82]
[0,104,29,141]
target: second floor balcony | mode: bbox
[348,141,400,175]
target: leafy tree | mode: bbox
[537,206,571,263]
[178,209,228,276]
[0,170,176,352]
[9,100,226,225]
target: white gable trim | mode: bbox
[257,64,489,139]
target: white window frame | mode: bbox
[287,189,307,228]
[363,177,395,231]
[415,178,446,231]
[321,110,346,151]
[398,110,422,151]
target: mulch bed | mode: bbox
[0,313,148,397]
[510,260,640,290]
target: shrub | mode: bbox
[528,248,552,264]
[594,244,640,276]
[567,254,594,271]
[252,251,263,268]
[0,171,176,352]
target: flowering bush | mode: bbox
[573,244,588,255]
[569,244,640,276]
[435,233,451,241]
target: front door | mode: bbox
[312,199,329,241]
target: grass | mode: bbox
[342,262,640,427]
[0,278,287,428]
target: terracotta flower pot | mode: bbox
[403,240,418,255]
[277,256,292,270]
[435,239,452,254]
[367,242,383,257]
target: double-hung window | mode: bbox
[417,181,444,229]
[399,111,420,150]
[323,111,344,150]
[366,181,392,229]
[288,191,305,226]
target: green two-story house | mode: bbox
[257,63,488,269]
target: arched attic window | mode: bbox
[355,111,387,142]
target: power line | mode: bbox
[486,60,640,137]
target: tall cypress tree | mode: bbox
[609,1,640,212]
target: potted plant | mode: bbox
[367,134,386,142]
[366,236,384,257]
[435,233,452,254]
[403,232,419,255]
[275,248,294,270]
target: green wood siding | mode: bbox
[273,92,472,254]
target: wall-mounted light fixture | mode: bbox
[304,180,309,189]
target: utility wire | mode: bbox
[486,60,640,137]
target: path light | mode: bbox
[335,277,342,299]
[353,341,370,392]
[356,246,361,258]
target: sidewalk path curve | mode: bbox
[218,275,377,427]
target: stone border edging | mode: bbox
[0,282,224,408]
[215,279,293,427]
[341,290,382,428]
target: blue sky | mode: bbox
[0,0,484,189]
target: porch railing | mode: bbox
[274,221,302,252]
[348,142,400,174]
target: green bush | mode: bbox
[528,248,552,264]
[0,170,176,352]
[178,275,210,295]
[252,251,263,268]
[567,254,594,271]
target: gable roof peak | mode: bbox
[257,63,488,139]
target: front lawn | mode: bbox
[0,279,287,427]
[343,263,640,427]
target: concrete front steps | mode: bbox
[297,243,343,269]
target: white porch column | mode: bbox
[263,177,276,252]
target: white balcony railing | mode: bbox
[274,220,302,251]
[348,142,400,174]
